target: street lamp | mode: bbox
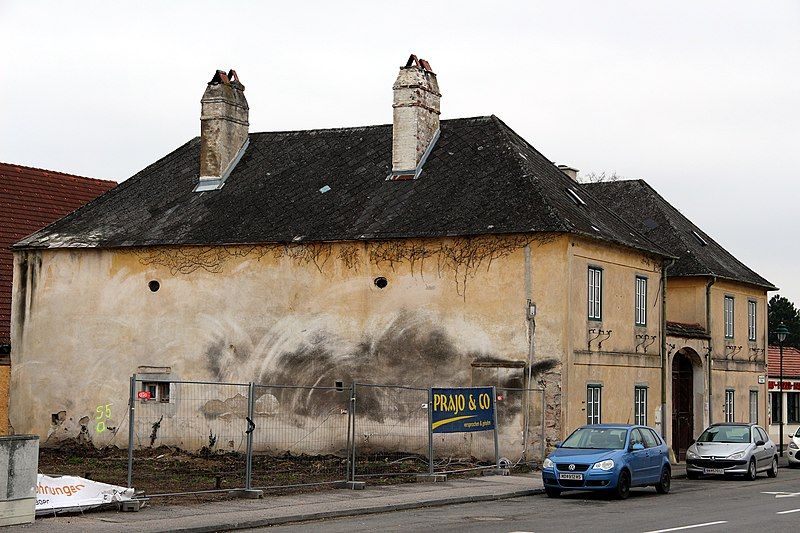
[776,322,789,457]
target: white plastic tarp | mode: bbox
[35,474,136,515]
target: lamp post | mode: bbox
[776,322,789,457]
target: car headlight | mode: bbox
[591,459,615,471]
[789,442,799,450]
[686,449,698,460]
[543,457,554,469]
[726,451,746,460]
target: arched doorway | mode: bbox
[672,351,695,460]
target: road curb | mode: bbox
[154,487,545,533]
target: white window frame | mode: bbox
[747,300,757,342]
[725,389,735,423]
[749,390,758,424]
[588,267,603,321]
[587,385,602,424]
[635,276,647,326]
[724,296,734,339]
[634,386,647,425]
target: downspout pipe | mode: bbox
[661,258,675,439]
[706,276,717,425]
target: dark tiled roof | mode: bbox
[585,180,775,290]
[14,117,669,259]
[666,321,710,339]
[768,345,800,378]
[0,163,116,343]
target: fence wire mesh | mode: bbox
[249,384,350,490]
[129,379,250,496]
[350,384,430,479]
[125,378,546,497]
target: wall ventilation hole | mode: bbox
[374,277,388,289]
[148,280,161,292]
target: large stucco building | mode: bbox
[8,56,775,459]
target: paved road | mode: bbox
[258,467,800,532]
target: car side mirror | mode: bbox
[689,437,695,445]
[631,443,645,451]
[554,441,562,448]
[756,440,766,446]
[790,434,795,438]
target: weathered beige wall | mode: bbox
[565,237,663,437]
[10,235,570,454]
[665,278,707,326]
[0,364,9,435]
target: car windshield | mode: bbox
[562,427,628,450]
[697,425,751,443]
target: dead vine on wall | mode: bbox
[130,234,559,295]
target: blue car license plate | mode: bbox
[558,473,583,481]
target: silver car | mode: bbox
[685,423,778,480]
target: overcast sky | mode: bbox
[1,1,798,304]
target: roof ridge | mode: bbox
[489,116,570,232]
[0,161,115,185]
[249,115,495,137]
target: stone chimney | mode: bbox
[196,69,249,191]
[558,165,580,181]
[390,54,441,180]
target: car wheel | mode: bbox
[768,456,778,478]
[655,466,671,494]
[615,469,631,500]
[745,458,757,481]
[545,487,561,498]
[686,470,700,480]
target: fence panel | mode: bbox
[351,384,430,479]
[129,379,250,496]
[248,384,350,490]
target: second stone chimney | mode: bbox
[196,69,249,191]
[389,54,441,180]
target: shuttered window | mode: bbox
[724,296,734,338]
[587,385,602,424]
[747,300,757,341]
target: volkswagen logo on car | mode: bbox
[568,464,576,471]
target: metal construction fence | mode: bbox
[125,376,545,498]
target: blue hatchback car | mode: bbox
[541,424,671,499]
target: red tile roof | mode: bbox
[0,163,116,344]
[768,345,800,378]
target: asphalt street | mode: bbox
[257,467,800,533]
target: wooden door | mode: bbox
[672,353,694,461]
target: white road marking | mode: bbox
[777,508,800,515]
[762,491,800,498]
[643,521,728,533]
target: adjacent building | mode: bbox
[767,345,800,444]
[0,163,115,433]
[8,56,774,459]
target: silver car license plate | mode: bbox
[703,468,725,475]
[559,473,583,480]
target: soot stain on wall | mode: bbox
[202,310,527,423]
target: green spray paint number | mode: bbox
[95,404,112,433]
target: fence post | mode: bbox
[492,386,500,471]
[345,383,354,482]
[427,387,434,476]
[540,387,547,462]
[126,374,136,488]
[245,382,255,491]
[350,383,357,482]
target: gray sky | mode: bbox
[2,1,798,304]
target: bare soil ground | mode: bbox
[38,441,532,505]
